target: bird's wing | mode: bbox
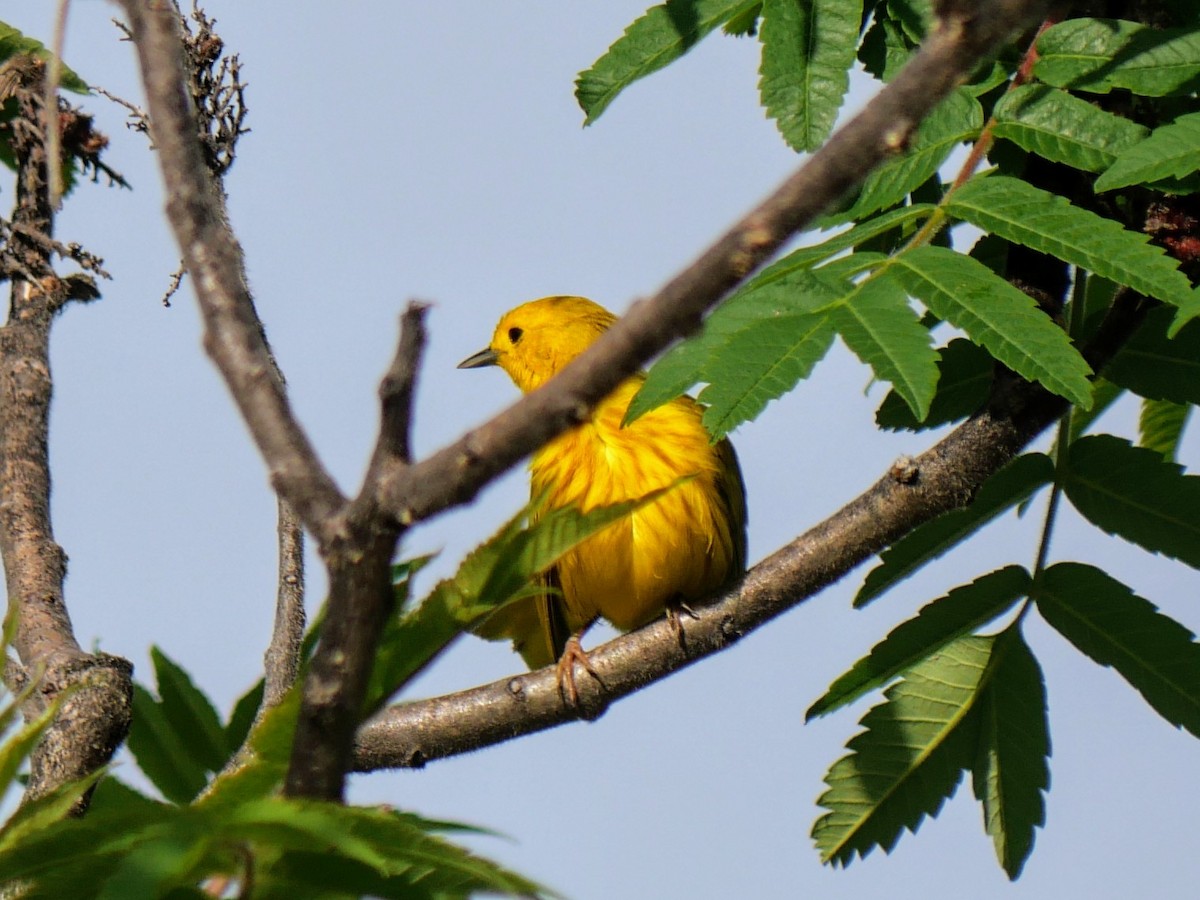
[472,567,571,670]
[715,437,749,576]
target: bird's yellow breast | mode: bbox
[531,378,740,632]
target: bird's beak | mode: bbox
[457,347,499,369]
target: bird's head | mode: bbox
[458,295,618,393]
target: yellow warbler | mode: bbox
[459,296,747,699]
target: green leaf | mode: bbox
[244,801,547,898]
[201,688,300,808]
[1139,399,1191,461]
[368,486,681,710]
[992,85,1149,173]
[856,454,1053,606]
[1104,306,1200,404]
[150,647,228,772]
[832,273,938,421]
[1035,18,1200,97]
[0,702,56,803]
[1095,111,1200,192]
[758,0,861,151]
[858,10,912,82]
[0,22,89,93]
[626,205,935,424]
[822,90,982,226]
[1063,434,1200,569]
[0,768,109,858]
[698,308,835,438]
[1037,562,1200,737]
[723,2,762,36]
[971,630,1049,881]
[224,679,264,756]
[96,830,208,900]
[126,685,209,804]
[575,0,756,124]
[889,246,1093,407]
[944,175,1196,313]
[1068,377,1124,443]
[813,634,993,866]
[875,337,992,430]
[809,566,1030,720]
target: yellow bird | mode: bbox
[459,296,747,700]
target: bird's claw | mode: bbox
[556,635,601,706]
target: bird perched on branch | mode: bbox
[458,295,747,702]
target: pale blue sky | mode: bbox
[7,3,1200,897]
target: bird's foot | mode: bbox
[666,600,699,649]
[556,635,602,706]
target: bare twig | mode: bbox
[261,498,305,710]
[370,302,429,476]
[116,0,346,543]
[374,0,1056,529]
[161,261,186,306]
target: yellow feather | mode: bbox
[462,296,747,670]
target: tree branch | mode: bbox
[283,306,428,798]
[261,498,305,710]
[375,0,1054,528]
[115,0,346,544]
[0,55,131,809]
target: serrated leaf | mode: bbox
[201,688,299,808]
[1063,434,1200,569]
[822,90,982,226]
[0,695,63,802]
[224,679,263,755]
[876,337,993,430]
[1104,306,1200,404]
[627,206,935,424]
[126,685,209,804]
[889,246,1093,407]
[832,273,937,420]
[1035,18,1200,97]
[723,2,762,36]
[813,634,993,866]
[368,487,680,711]
[810,566,1030,719]
[1095,111,1200,191]
[888,0,932,43]
[992,85,1149,173]
[858,10,912,82]
[246,802,547,898]
[698,308,835,438]
[1037,562,1200,737]
[0,23,89,93]
[150,647,228,772]
[575,0,756,124]
[945,175,1196,313]
[971,630,1049,880]
[758,0,861,151]
[96,830,207,900]
[1139,399,1190,461]
[856,453,1053,606]
[0,768,108,858]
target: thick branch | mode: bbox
[376,0,1054,527]
[283,306,428,798]
[0,63,131,807]
[115,1,346,544]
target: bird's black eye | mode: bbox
[508,326,524,344]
